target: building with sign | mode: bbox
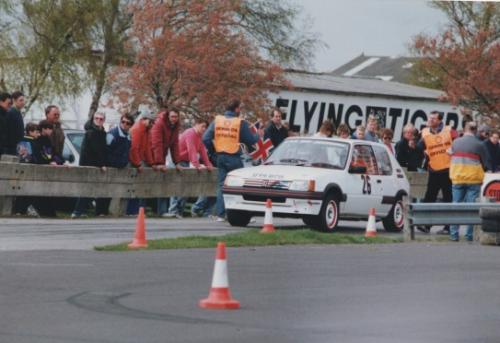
[269,70,461,140]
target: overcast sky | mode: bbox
[295,0,448,72]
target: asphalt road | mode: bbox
[1,243,500,343]
[0,217,395,251]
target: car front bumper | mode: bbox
[222,187,323,215]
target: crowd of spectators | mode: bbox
[0,90,497,233]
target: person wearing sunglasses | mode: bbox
[380,128,394,154]
[106,113,134,169]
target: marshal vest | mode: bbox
[422,126,452,171]
[213,115,241,154]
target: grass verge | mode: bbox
[94,229,402,251]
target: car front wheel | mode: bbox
[382,199,405,232]
[227,210,252,227]
[315,194,340,232]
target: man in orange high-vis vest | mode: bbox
[417,111,458,234]
[203,99,262,222]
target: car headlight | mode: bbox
[224,175,245,187]
[289,180,315,192]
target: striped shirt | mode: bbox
[449,133,491,184]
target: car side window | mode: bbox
[373,145,393,175]
[350,145,378,175]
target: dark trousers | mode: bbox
[423,170,452,203]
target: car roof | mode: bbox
[285,136,386,147]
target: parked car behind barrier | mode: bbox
[62,129,84,166]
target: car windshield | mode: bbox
[265,139,349,169]
[67,133,84,154]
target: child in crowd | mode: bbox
[17,122,40,163]
[354,125,366,140]
[33,120,60,165]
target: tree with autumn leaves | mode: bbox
[0,0,317,119]
[411,2,499,121]
[112,0,294,118]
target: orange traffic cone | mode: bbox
[128,207,148,249]
[365,207,377,238]
[260,199,276,233]
[199,242,240,309]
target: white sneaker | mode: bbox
[216,216,226,222]
[175,213,183,219]
[27,205,39,217]
[162,213,176,218]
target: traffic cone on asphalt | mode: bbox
[365,208,377,238]
[260,199,276,233]
[128,207,148,249]
[199,242,240,310]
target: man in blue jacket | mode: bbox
[203,99,262,221]
[106,113,134,168]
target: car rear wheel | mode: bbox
[315,193,340,232]
[382,199,405,232]
[227,210,252,227]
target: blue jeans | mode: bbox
[450,184,481,241]
[157,198,169,215]
[216,154,243,217]
[167,161,190,215]
[192,196,216,217]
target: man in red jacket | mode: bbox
[151,108,180,171]
[129,112,155,172]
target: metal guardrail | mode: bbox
[403,198,500,241]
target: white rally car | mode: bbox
[223,137,410,232]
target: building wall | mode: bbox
[269,90,462,139]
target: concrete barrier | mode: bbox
[0,157,217,216]
[405,171,428,200]
[0,156,430,217]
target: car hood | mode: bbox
[229,164,342,180]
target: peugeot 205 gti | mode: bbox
[222,137,410,232]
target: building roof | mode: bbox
[329,54,418,83]
[284,70,444,101]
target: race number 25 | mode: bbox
[361,175,371,194]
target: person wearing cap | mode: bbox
[477,124,490,141]
[449,121,491,241]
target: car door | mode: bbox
[372,145,396,216]
[343,144,382,217]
